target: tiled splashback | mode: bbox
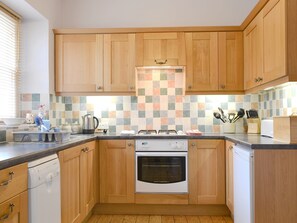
[19,69,297,134]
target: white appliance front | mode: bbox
[28,154,61,223]
[135,152,188,193]
[234,145,254,223]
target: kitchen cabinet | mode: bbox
[59,141,98,223]
[244,0,297,91]
[0,163,28,223]
[225,140,234,216]
[185,32,243,93]
[99,140,135,203]
[262,0,285,83]
[185,32,218,92]
[55,34,104,93]
[0,192,28,223]
[104,34,136,92]
[188,139,225,204]
[244,12,263,90]
[135,32,186,66]
[55,33,136,95]
[254,149,297,223]
[218,32,244,92]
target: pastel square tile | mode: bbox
[124,111,131,118]
[138,88,145,96]
[176,110,183,117]
[21,94,32,101]
[145,103,153,111]
[109,111,116,118]
[138,103,145,111]
[183,110,190,117]
[145,96,153,103]
[161,117,168,125]
[160,88,167,95]
[153,111,160,117]
[153,81,160,88]
[131,96,138,103]
[160,73,167,80]
[145,73,152,80]
[168,103,175,110]
[137,96,145,103]
[160,81,168,88]
[116,104,123,110]
[138,111,145,118]
[176,96,183,103]
[153,88,160,95]
[101,111,109,118]
[167,88,175,95]
[160,110,168,117]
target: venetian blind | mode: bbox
[0,5,20,118]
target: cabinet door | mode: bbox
[185,32,218,92]
[262,0,286,83]
[59,145,84,223]
[219,32,244,92]
[244,12,263,90]
[100,140,135,203]
[0,191,28,223]
[226,140,234,216]
[81,141,97,215]
[136,32,186,66]
[189,140,225,204]
[104,34,136,92]
[55,34,104,93]
[0,163,27,204]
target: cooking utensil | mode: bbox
[82,114,99,134]
[228,113,236,123]
[246,109,258,119]
[213,112,226,123]
[218,107,227,122]
[233,108,245,123]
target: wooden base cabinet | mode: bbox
[0,191,28,223]
[225,141,234,216]
[99,140,135,204]
[59,141,97,223]
[0,162,28,223]
[189,140,225,204]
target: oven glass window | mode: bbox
[137,156,186,184]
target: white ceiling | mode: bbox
[60,0,260,28]
[0,0,259,28]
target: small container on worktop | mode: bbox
[223,123,236,133]
[273,116,297,143]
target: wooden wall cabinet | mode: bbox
[244,12,263,90]
[99,140,135,203]
[135,32,186,66]
[104,34,136,93]
[225,140,234,216]
[0,163,28,223]
[59,141,98,223]
[186,32,243,93]
[55,34,136,95]
[188,139,225,204]
[55,34,104,93]
[244,0,297,92]
[218,32,244,92]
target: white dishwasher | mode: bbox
[28,154,61,223]
[234,144,254,223]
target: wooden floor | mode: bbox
[87,215,233,223]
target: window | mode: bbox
[0,4,20,118]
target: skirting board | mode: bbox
[93,204,230,216]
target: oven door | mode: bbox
[135,152,188,193]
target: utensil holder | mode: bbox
[247,118,261,134]
[223,123,236,133]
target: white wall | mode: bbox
[61,0,259,28]
[25,0,62,94]
[21,20,49,93]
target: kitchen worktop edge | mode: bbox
[1,133,296,170]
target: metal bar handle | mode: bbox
[0,203,15,220]
[0,171,14,187]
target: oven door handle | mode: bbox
[135,152,188,157]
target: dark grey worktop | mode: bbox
[0,132,296,170]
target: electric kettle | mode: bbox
[82,114,99,134]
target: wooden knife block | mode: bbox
[247,118,261,134]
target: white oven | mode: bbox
[135,139,188,193]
